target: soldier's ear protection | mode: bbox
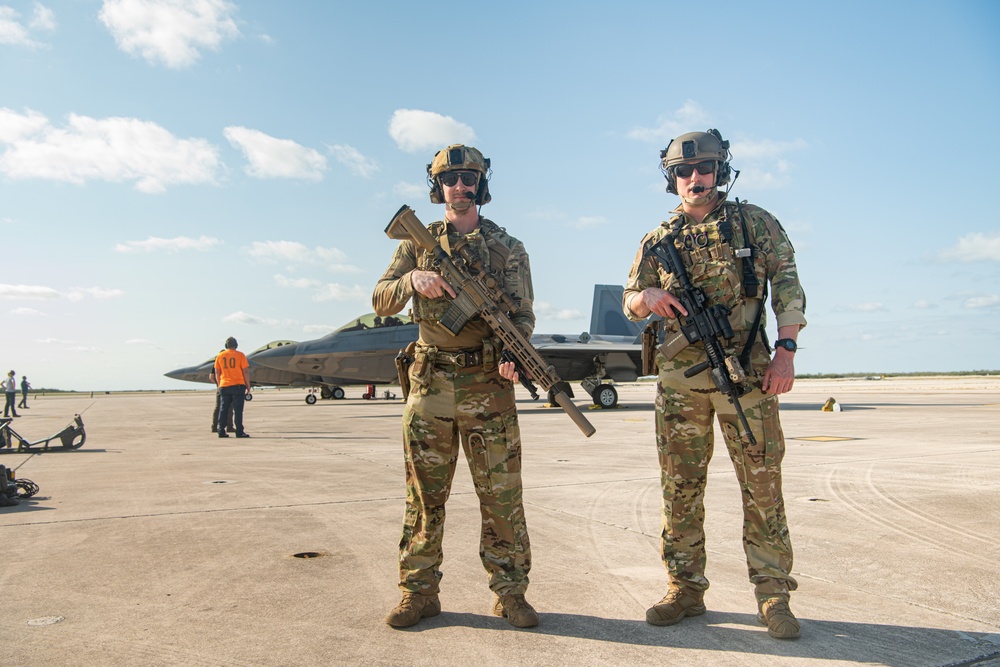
[660,128,732,195]
[427,146,492,205]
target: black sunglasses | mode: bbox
[439,171,479,187]
[673,161,716,179]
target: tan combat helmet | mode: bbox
[660,129,732,194]
[426,144,492,205]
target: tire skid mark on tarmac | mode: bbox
[864,463,996,546]
[585,479,649,608]
[14,626,248,667]
[825,464,956,552]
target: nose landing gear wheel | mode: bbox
[592,384,618,409]
[305,393,317,405]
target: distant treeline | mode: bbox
[797,370,998,379]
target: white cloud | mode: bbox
[328,144,379,177]
[302,323,336,334]
[846,302,888,313]
[9,307,45,316]
[913,299,936,309]
[0,7,32,46]
[0,107,49,143]
[274,274,321,289]
[569,216,607,229]
[99,0,240,69]
[0,284,61,300]
[37,337,73,344]
[393,181,427,199]
[312,283,368,302]
[222,311,281,326]
[0,4,54,47]
[534,301,583,321]
[733,138,808,160]
[388,109,476,154]
[964,295,999,309]
[66,287,125,301]
[627,101,709,143]
[941,231,1000,263]
[125,338,157,345]
[115,235,221,253]
[224,127,326,181]
[31,3,56,31]
[4,285,125,303]
[245,240,359,272]
[0,108,221,192]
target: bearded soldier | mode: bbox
[374,144,538,629]
[623,129,806,639]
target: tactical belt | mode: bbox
[432,348,484,368]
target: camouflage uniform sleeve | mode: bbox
[752,207,807,330]
[623,230,663,322]
[506,240,535,338]
[372,240,417,317]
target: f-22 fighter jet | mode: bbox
[248,285,645,408]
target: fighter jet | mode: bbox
[250,286,645,408]
[164,340,308,390]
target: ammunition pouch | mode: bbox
[395,342,416,400]
[410,345,435,396]
[641,320,661,376]
[482,337,499,372]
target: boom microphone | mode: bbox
[691,185,707,193]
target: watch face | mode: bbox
[779,340,796,351]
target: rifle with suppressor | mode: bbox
[644,235,757,445]
[386,205,596,438]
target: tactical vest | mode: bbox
[662,201,765,340]
[410,218,514,348]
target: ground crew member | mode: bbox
[623,129,806,639]
[214,337,251,439]
[374,144,538,629]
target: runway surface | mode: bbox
[2,377,998,666]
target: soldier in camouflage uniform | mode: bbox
[623,129,806,639]
[374,144,538,629]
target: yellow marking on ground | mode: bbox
[791,436,862,442]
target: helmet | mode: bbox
[660,129,731,195]
[426,144,492,205]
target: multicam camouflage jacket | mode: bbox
[624,195,806,341]
[373,216,535,350]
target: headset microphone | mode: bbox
[691,185,707,193]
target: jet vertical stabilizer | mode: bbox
[589,285,642,337]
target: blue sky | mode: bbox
[2,0,998,391]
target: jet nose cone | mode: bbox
[164,366,199,381]
[251,344,296,370]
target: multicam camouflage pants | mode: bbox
[396,360,531,596]
[655,342,797,601]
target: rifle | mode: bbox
[643,235,757,445]
[386,205,596,438]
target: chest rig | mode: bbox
[410,219,512,325]
[656,199,769,366]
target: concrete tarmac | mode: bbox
[2,377,999,667]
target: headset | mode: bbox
[661,128,732,195]
[426,145,492,205]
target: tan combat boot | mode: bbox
[385,592,441,628]
[757,596,800,639]
[492,593,539,628]
[645,585,706,626]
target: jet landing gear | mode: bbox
[581,375,618,409]
[305,386,347,404]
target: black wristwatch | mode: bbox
[774,338,797,353]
